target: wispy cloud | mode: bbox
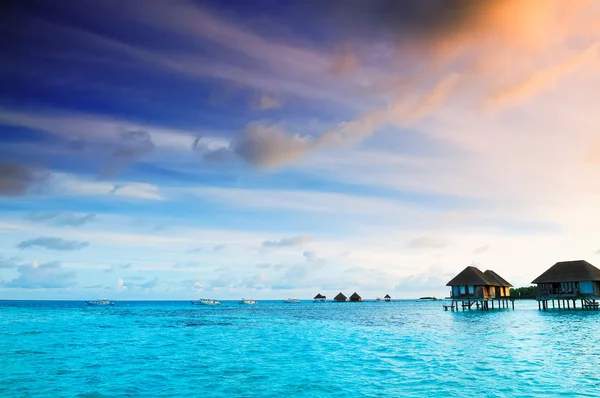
[262,235,312,248]
[17,236,90,251]
[253,93,282,110]
[103,263,132,273]
[100,130,155,177]
[0,256,23,269]
[213,244,226,252]
[0,161,48,196]
[2,261,76,289]
[407,236,449,250]
[473,245,490,254]
[26,212,96,227]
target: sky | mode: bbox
[1,0,600,300]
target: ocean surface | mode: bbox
[1,299,600,397]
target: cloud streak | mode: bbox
[262,235,312,248]
[17,236,90,251]
[26,212,96,227]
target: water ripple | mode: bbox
[2,300,600,396]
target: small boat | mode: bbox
[192,298,220,306]
[284,298,301,303]
[239,298,258,305]
[376,297,382,301]
[86,299,114,306]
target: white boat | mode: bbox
[239,298,257,305]
[192,298,220,306]
[86,299,114,306]
[284,298,301,303]
[376,297,382,301]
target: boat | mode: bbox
[376,297,382,301]
[239,298,258,305]
[86,299,114,306]
[191,298,220,305]
[284,298,301,303]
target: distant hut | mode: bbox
[313,293,326,302]
[349,292,361,302]
[384,294,391,302]
[334,292,347,302]
[446,266,514,310]
[532,260,600,310]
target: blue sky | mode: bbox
[1,0,600,299]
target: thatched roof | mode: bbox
[483,270,513,287]
[314,293,325,299]
[532,260,600,284]
[334,292,347,301]
[349,292,361,300]
[384,294,391,298]
[446,266,495,286]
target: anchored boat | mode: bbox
[284,298,301,303]
[86,299,114,306]
[239,298,258,305]
[192,298,220,305]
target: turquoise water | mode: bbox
[1,300,600,397]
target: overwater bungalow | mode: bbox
[334,292,347,302]
[532,260,600,310]
[349,292,361,302]
[313,293,326,302]
[384,294,391,302]
[446,266,514,311]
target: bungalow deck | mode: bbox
[446,297,515,311]
[535,296,600,310]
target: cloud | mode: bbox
[330,45,358,76]
[116,278,127,291]
[261,235,312,248]
[192,123,314,167]
[254,93,282,110]
[0,256,22,269]
[2,261,76,289]
[99,130,155,177]
[26,212,96,227]
[17,236,90,251]
[485,42,600,110]
[255,263,285,271]
[174,262,201,269]
[103,263,132,273]
[109,183,165,200]
[180,1,596,169]
[188,247,203,253]
[84,284,107,289]
[181,279,203,291]
[140,277,159,289]
[302,251,319,262]
[231,123,312,167]
[0,161,48,196]
[213,244,226,252]
[473,245,490,254]
[407,236,449,249]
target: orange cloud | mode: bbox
[485,42,600,110]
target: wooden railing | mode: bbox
[538,288,578,297]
